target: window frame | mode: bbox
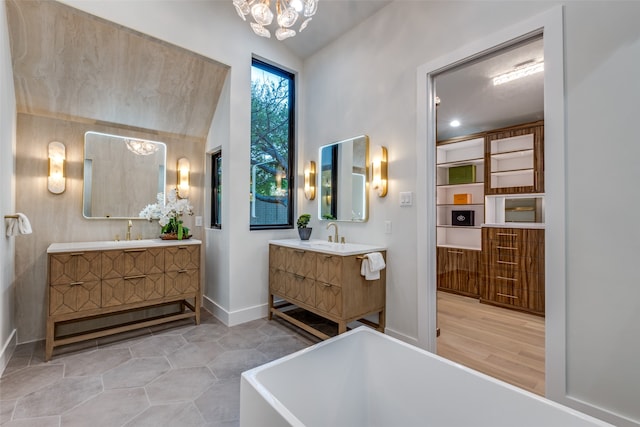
[211,150,222,229]
[250,58,296,230]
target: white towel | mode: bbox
[360,252,386,281]
[5,213,32,237]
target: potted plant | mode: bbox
[140,189,194,240]
[297,213,312,240]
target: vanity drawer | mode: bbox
[101,274,165,307]
[269,268,287,296]
[285,248,316,278]
[316,253,343,287]
[49,252,101,286]
[315,282,342,317]
[484,227,544,244]
[269,245,287,272]
[49,281,101,315]
[165,269,199,296]
[165,245,200,272]
[285,273,315,306]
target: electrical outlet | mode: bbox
[385,220,392,234]
[195,216,203,226]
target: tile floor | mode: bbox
[0,310,320,426]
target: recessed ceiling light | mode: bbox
[450,120,461,127]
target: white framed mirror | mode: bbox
[83,131,166,219]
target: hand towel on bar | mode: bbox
[5,213,32,237]
[360,252,386,281]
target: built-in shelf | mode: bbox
[436,182,484,189]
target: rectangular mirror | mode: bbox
[319,135,369,222]
[83,131,166,219]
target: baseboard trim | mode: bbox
[0,329,17,376]
[384,327,419,347]
[202,296,268,327]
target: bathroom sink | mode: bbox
[270,239,386,256]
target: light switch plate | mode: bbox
[400,192,413,207]
[385,221,392,234]
[195,216,203,226]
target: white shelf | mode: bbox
[490,168,533,177]
[436,157,484,168]
[437,243,482,251]
[490,149,533,160]
[436,182,484,189]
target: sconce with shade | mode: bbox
[48,141,66,194]
[177,157,190,199]
[371,146,388,197]
[304,160,316,200]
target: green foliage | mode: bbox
[251,71,290,207]
[297,213,311,228]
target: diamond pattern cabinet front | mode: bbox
[268,243,386,341]
[46,242,201,362]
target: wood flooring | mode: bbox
[436,291,545,395]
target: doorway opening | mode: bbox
[432,35,546,395]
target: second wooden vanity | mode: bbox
[46,239,201,361]
[268,239,386,340]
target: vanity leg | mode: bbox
[45,318,54,362]
[268,294,274,320]
[194,295,201,325]
[338,321,347,334]
[378,309,386,333]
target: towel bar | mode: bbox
[4,215,19,219]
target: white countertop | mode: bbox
[47,238,202,253]
[269,239,387,256]
[482,223,545,229]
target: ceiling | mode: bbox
[435,36,545,141]
[276,0,393,59]
[6,0,229,140]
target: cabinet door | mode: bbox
[285,249,315,278]
[269,267,286,296]
[315,283,342,317]
[49,252,101,285]
[437,247,480,297]
[316,254,342,287]
[165,269,199,296]
[485,123,543,195]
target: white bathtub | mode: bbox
[240,327,611,427]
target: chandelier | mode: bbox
[125,139,160,156]
[233,0,319,41]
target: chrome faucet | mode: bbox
[327,222,338,243]
[126,220,132,241]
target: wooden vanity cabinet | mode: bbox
[437,247,480,297]
[268,244,386,340]
[481,227,544,315]
[46,241,201,361]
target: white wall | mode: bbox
[0,0,17,372]
[303,1,640,426]
[61,0,303,326]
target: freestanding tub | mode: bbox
[240,327,611,427]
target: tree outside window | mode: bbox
[250,59,295,229]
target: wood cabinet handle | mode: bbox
[497,276,517,282]
[124,248,147,253]
[124,275,146,280]
[497,260,517,265]
[497,293,518,299]
[496,233,517,237]
[178,269,188,273]
[447,250,464,255]
[323,255,333,258]
[294,249,305,254]
[70,252,85,256]
[70,281,84,286]
[294,274,305,280]
[496,246,517,250]
[178,246,188,249]
[321,283,331,288]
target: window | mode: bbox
[211,151,222,229]
[250,59,295,229]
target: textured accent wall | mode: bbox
[14,113,204,342]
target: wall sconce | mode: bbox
[371,146,388,197]
[304,160,316,200]
[177,157,190,198]
[47,141,66,194]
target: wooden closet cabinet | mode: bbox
[268,241,386,340]
[481,227,544,315]
[46,240,201,361]
[436,247,480,297]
